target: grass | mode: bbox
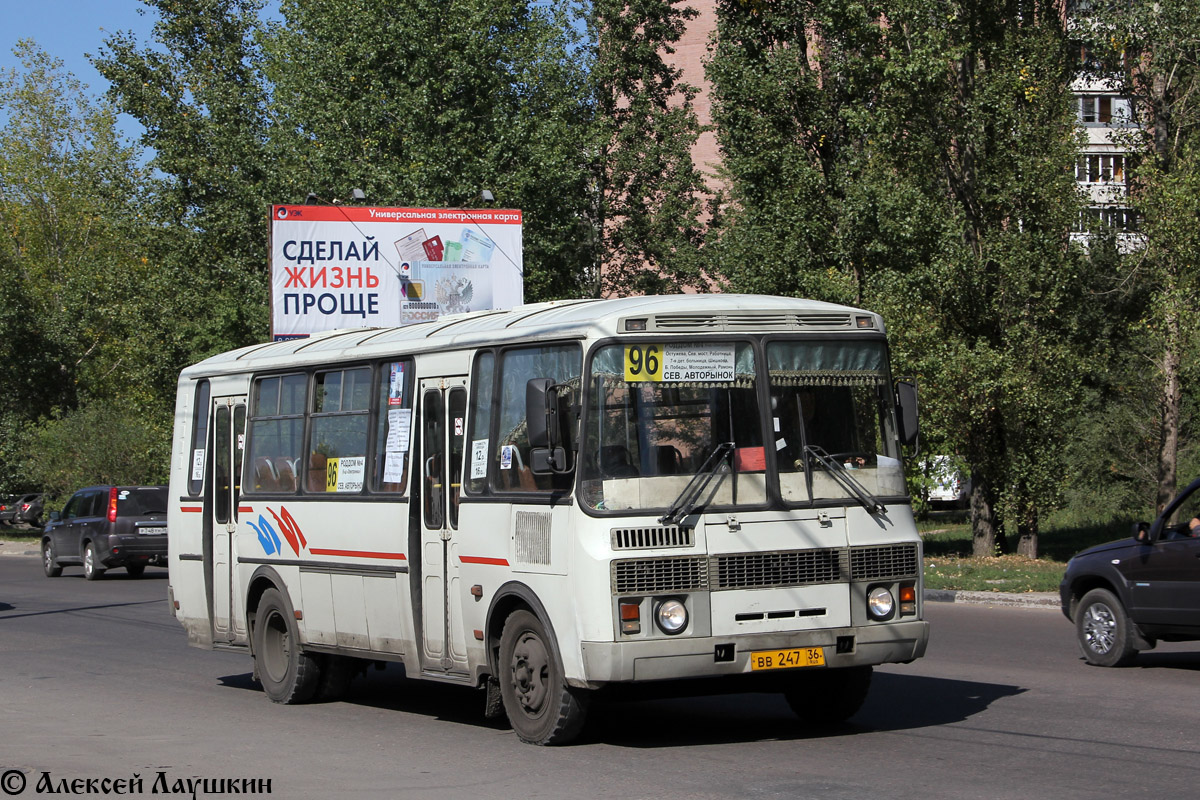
[918,510,1134,593]
[0,527,40,541]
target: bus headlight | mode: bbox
[655,598,689,635]
[867,587,895,620]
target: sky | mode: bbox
[1,1,158,101]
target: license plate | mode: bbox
[138,526,166,536]
[749,646,826,671]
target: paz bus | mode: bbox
[167,293,929,744]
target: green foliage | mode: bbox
[709,0,1087,557]
[0,42,175,493]
[585,0,709,295]
[95,0,276,356]
[1073,0,1200,509]
[266,0,595,301]
[22,400,171,503]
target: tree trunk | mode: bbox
[1155,315,1181,514]
[970,479,1004,557]
[1015,507,1038,559]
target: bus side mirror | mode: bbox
[526,378,557,449]
[895,379,919,451]
[527,378,571,475]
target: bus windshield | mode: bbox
[766,339,906,504]
[580,342,765,512]
[579,338,906,514]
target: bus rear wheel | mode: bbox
[498,610,588,745]
[783,665,873,724]
[253,588,319,704]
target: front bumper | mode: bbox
[578,619,929,686]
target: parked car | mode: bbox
[41,485,168,580]
[1060,476,1200,666]
[0,495,18,526]
[14,493,43,527]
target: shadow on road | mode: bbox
[214,664,1026,747]
[0,599,163,620]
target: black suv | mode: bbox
[1061,477,1200,666]
[42,486,168,580]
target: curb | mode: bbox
[0,541,39,557]
[925,588,1059,608]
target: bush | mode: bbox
[22,401,171,504]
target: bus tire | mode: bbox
[313,655,355,702]
[498,609,588,745]
[783,665,873,724]
[253,588,319,704]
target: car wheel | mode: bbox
[253,588,319,704]
[126,563,146,578]
[1076,587,1138,667]
[83,542,105,581]
[42,539,62,578]
[498,609,589,745]
[783,665,873,724]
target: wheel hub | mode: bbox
[511,631,549,714]
[1083,603,1116,653]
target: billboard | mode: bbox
[270,205,523,339]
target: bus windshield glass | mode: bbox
[766,339,906,503]
[580,342,766,513]
[579,338,907,514]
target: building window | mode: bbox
[1075,154,1125,184]
[1076,207,1139,233]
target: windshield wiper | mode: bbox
[803,445,885,514]
[659,441,734,527]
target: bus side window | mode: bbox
[373,359,413,493]
[244,374,307,494]
[494,344,581,494]
[464,352,495,496]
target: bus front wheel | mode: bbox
[498,609,589,745]
[253,588,319,704]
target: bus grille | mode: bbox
[610,544,918,594]
[712,549,845,590]
[611,525,693,550]
[612,556,709,594]
[850,543,919,581]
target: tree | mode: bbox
[708,0,1087,557]
[584,0,709,296]
[1076,0,1200,511]
[0,41,168,486]
[266,0,595,301]
[95,0,278,357]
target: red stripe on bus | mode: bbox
[239,506,254,513]
[180,507,203,513]
[308,548,407,561]
[460,556,510,566]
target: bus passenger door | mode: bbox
[417,378,469,674]
[209,396,245,643]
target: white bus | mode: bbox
[167,293,928,744]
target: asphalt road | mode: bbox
[2,554,1199,800]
